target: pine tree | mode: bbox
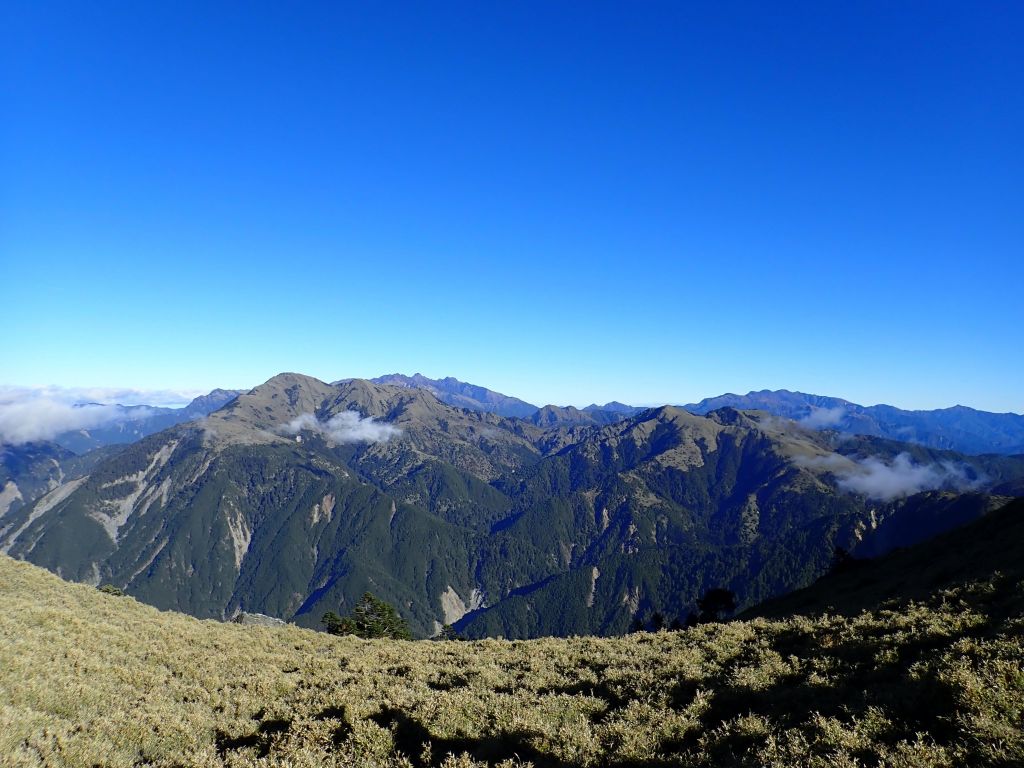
[436,624,461,641]
[696,588,737,623]
[322,594,412,639]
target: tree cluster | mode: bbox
[321,592,412,640]
[629,588,737,633]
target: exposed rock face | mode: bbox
[0,481,23,519]
[440,585,486,625]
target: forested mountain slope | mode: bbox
[4,373,1023,639]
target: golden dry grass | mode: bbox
[1,555,1022,767]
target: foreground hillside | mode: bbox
[3,503,1023,768]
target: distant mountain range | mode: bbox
[0,441,123,533]
[361,374,645,427]
[4,372,1022,640]
[19,374,1021,458]
[361,373,538,418]
[685,389,1024,455]
[348,376,1024,455]
[52,388,242,454]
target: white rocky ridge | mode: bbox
[88,440,178,543]
[0,477,86,555]
[440,585,486,625]
[0,481,23,519]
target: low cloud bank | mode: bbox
[281,411,400,444]
[0,385,203,408]
[800,451,984,501]
[0,384,206,445]
[799,406,847,429]
[0,400,153,445]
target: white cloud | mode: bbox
[799,451,984,501]
[799,406,847,429]
[280,411,400,444]
[0,385,204,408]
[0,384,209,445]
[0,400,155,445]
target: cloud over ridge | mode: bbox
[799,406,847,429]
[0,385,203,408]
[799,451,984,501]
[280,411,400,444]
[0,400,153,445]
[0,384,206,446]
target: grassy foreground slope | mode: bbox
[2,537,1023,767]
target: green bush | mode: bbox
[321,593,412,639]
[435,623,461,640]
[696,587,736,622]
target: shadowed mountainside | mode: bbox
[750,496,1024,619]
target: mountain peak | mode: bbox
[260,372,329,388]
[327,378,441,419]
[182,388,242,417]
[367,373,538,418]
[583,401,642,415]
[208,373,338,441]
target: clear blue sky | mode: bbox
[2,2,1022,411]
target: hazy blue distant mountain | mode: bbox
[363,373,540,418]
[180,388,243,418]
[528,404,627,427]
[363,374,640,426]
[685,390,1024,455]
[53,389,242,454]
[584,401,644,416]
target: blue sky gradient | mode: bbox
[2,2,1022,410]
